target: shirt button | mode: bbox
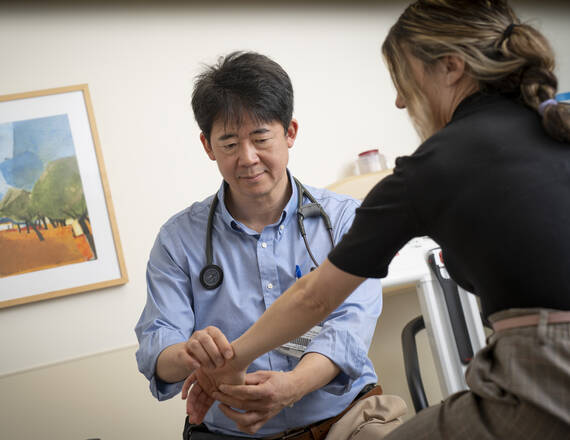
[267,283,273,289]
[261,242,267,248]
[279,225,284,231]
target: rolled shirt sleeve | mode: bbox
[135,229,196,400]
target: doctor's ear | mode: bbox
[286,118,299,148]
[200,133,216,161]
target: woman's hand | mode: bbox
[181,358,246,424]
[181,370,215,424]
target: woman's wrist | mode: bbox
[229,338,253,371]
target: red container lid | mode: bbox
[358,149,379,157]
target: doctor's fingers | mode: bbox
[204,326,234,360]
[186,327,232,369]
[218,373,277,400]
[217,383,266,401]
[218,404,273,434]
[244,370,274,385]
[212,390,268,411]
[220,371,291,404]
[184,339,216,369]
[238,420,270,436]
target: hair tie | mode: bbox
[503,23,516,39]
[538,98,557,116]
[539,93,570,116]
[497,23,517,47]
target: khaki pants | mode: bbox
[325,395,407,440]
[384,308,570,440]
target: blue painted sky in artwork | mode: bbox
[0,123,14,162]
[0,167,11,199]
[12,114,75,163]
[1,151,44,190]
[0,114,76,199]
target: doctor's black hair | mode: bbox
[191,51,294,142]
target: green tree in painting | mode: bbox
[0,188,44,241]
[31,156,97,259]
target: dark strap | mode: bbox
[183,419,251,440]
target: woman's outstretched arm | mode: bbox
[231,258,366,370]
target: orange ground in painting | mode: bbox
[0,225,94,277]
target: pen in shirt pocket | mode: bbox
[295,265,303,280]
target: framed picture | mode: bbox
[0,84,127,308]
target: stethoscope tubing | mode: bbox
[199,178,334,290]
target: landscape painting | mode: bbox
[0,114,97,277]
[0,85,127,308]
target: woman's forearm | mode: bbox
[231,259,365,370]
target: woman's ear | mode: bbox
[442,55,467,86]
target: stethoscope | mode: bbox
[199,177,335,290]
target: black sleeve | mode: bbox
[328,162,423,278]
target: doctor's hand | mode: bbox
[184,326,234,371]
[181,358,246,424]
[213,370,299,434]
[155,326,234,386]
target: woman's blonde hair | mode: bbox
[382,0,570,143]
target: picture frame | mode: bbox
[0,84,127,308]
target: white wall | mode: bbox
[0,2,569,439]
[0,2,420,376]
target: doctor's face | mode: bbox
[201,114,298,205]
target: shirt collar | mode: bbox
[281,169,299,228]
[215,169,299,233]
[450,91,515,123]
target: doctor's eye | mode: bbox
[255,137,272,147]
[222,143,237,152]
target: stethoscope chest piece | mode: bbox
[200,264,224,290]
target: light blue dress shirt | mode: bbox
[135,172,382,437]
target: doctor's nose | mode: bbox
[237,142,260,166]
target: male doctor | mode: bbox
[135,51,382,439]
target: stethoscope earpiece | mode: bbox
[200,264,224,290]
